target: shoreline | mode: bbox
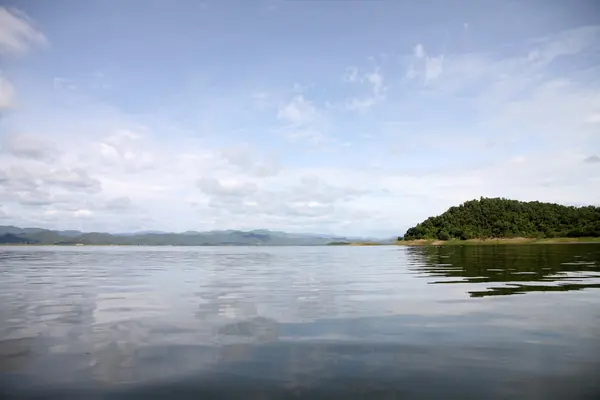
[2,237,600,247]
[395,237,600,246]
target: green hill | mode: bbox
[403,197,600,241]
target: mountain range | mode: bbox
[0,225,379,246]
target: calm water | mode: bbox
[1,245,600,399]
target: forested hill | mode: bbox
[403,197,600,241]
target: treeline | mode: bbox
[403,197,600,240]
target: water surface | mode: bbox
[1,244,599,399]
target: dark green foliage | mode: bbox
[403,197,600,240]
[437,230,451,241]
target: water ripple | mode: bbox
[0,245,599,398]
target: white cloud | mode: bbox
[193,171,368,227]
[405,65,418,80]
[0,74,15,109]
[0,7,47,55]
[407,43,444,83]
[527,26,600,67]
[398,26,600,169]
[53,77,77,91]
[286,129,330,146]
[342,66,359,82]
[277,95,316,125]
[0,133,59,161]
[0,121,598,236]
[86,129,162,173]
[105,196,133,211]
[276,95,340,148]
[0,165,38,191]
[220,145,281,177]
[482,79,600,145]
[0,163,102,220]
[586,112,600,124]
[414,43,425,59]
[251,91,272,111]
[424,55,444,82]
[366,69,384,95]
[0,163,99,200]
[73,209,92,217]
[417,26,600,99]
[197,176,258,199]
[584,155,600,164]
[338,67,386,112]
[252,92,268,100]
[43,168,102,193]
[12,190,54,206]
[342,97,377,113]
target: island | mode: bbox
[398,197,600,245]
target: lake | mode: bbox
[1,244,599,399]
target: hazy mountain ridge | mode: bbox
[0,225,363,246]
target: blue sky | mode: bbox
[0,0,599,237]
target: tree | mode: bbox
[402,197,600,241]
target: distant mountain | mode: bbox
[113,230,168,236]
[0,226,83,237]
[0,226,47,235]
[0,225,364,246]
[0,233,36,244]
[57,230,84,237]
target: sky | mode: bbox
[0,0,599,237]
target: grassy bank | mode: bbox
[396,237,600,246]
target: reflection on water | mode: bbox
[0,245,599,399]
[407,244,600,297]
